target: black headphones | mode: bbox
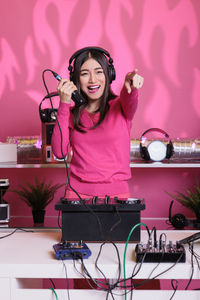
[140,128,174,161]
[68,46,116,84]
[39,92,59,123]
[168,200,200,229]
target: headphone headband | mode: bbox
[140,128,174,161]
[68,46,113,67]
[68,46,116,83]
[141,128,170,140]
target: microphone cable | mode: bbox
[42,69,105,240]
[42,69,78,199]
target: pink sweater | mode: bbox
[51,86,138,196]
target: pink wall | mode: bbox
[0,0,200,224]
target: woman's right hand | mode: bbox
[57,79,77,103]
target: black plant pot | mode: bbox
[32,209,46,225]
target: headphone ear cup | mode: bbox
[140,145,150,161]
[68,65,74,82]
[166,141,173,159]
[171,213,187,229]
[70,71,74,82]
[108,64,116,83]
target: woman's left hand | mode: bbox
[124,69,144,93]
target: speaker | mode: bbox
[68,46,116,84]
[41,122,57,163]
[0,179,10,223]
[39,91,59,123]
[42,122,55,146]
[55,198,145,242]
[168,200,200,229]
[0,203,10,223]
[140,128,174,162]
[40,108,58,123]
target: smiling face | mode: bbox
[79,58,106,106]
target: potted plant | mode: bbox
[11,176,64,225]
[167,179,200,222]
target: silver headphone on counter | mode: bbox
[140,128,174,162]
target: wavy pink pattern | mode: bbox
[144,77,170,128]
[76,0,102,48]
[0,0,200,223]
[0,0,199,140]
[0,38,20,97]
[193,68,200,118]
[137,0,197,86]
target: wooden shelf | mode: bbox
[1,162,200,168]
[130,162,200,168]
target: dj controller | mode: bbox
[58,196,145,210]
[55,197,145,243]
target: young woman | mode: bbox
[51,47,143,199]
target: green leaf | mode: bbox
[10,176,64,210]
[166,178,200,219]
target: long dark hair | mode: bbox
[71,49,116,132]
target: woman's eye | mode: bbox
[80,72,88,76]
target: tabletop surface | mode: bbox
[0,228,199,280]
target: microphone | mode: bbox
[51,71,86,106]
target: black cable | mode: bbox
[42,69,106,241]
[103,225,151,296]
[133,250,185,289]
[68,228,198,298]
[42,69,85,202]
[159,232,167,248]
[42,69,80,200]
[129,227,155,298]
[72,258,99,290]
[185,242,195,290]
[106,205,122,240]
[141,232,167,282]
[69,226,186,299]
[188,243,200,268]
[170,279,179,300]
[42,69,75,198]
[117,251,184,298]
[72,241,121,295]
[0,227,34,239]
[146,233,166,280]
[129,252,148,299]
[106,288,115,300]
[118,228,183,296]
[95,241,121,289]
[77,258,109,291]
[153,226,157,247]
[113,225,150,292]
[49,278,56,289]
